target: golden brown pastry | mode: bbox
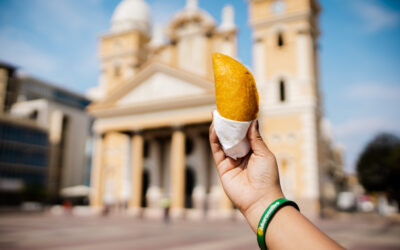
[212,53,259,121]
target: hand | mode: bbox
[209,120,284,232]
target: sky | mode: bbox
[0,0,399,173]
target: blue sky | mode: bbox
[0,0,399,172]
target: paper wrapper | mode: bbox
[213,110,252,160]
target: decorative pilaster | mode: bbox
[170,128,186,217]
[129,133,144,212]
[90,133,105,208]
[253,36,266,86]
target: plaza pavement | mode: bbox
[0,212,399,250]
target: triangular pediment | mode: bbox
[117,71,206,106]
[99,63,214,107]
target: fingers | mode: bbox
[209,122,226,166]
[247,120,274,157]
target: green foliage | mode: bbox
[357,133,400,203]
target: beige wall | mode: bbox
[100,31,149,94]
[11,99,92,191]
[250,0,322,210]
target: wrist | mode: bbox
[243,191,284,233]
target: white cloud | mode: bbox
[346,83,400,100]
[28,0,108,33]
[334,117,400,138]
[0,0,109,93]
[352,0,400,33]
[333,116,400,172]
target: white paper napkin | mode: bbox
[213,110,252,159]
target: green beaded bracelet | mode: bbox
[256,198,300,250]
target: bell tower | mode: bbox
[99,0,151,94]
[249,0,322,213]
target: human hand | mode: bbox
[209,120,284,232]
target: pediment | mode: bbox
[100,63,214,107]
[117,71,206,106]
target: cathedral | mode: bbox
[88,0,343,219]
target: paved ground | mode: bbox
[0,212,399,250]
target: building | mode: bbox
[0,115,49,206]
[0,61,19,113]
[88,0,343,218]
[10,75,92,203]
[0,62,49,206]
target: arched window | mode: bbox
[277,32,284,47]
[279,80,286,102]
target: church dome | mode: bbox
[111,0,151,35]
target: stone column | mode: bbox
[208,154,234,220]
[90,133,105,209]
[128,133,144,215]
[220,187,233,210]
[170,128,186,218]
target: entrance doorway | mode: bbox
[141,169,150,207]
[185,168,196,208]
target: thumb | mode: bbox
[247,120,272,157]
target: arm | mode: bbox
[209,120,344,250]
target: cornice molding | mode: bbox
[89,93,215,118]
[250,10,311,29]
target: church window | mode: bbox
[277,32,284,47]
[279,80,286,102]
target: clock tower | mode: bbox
[249,0,322,214]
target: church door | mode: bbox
[185,168,196,208]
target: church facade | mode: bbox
[88,0,343,219]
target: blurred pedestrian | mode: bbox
[160,197,171,225]
[62,200,72,216]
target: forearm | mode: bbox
[244,199,344,250]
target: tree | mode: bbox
[356,133,400,203]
